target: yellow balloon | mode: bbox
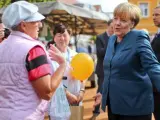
[70,53,94,81]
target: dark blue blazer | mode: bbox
[151,33,160,92]
[101,30,160,115]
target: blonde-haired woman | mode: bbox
[94,2,160,120]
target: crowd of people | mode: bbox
[1,1,160,120]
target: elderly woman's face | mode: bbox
[113,16,134,39]
[22,21,42,39]
[0,23,5,42]
[54,29,70,51]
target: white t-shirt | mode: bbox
[52,48,83,97]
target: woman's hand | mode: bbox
[93,92,102,108]
[48,44,65,64]
[77,91,84,103]
[66,91,78,105]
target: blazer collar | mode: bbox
[112,30,133,53]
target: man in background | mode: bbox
[152,6,160,120]
[90,19,114,120]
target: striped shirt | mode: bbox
[26,46,51,81]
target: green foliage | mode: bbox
[0,0,56,8]
[0,0,11,8]
[45,27,53,41]
[89,35,97,42]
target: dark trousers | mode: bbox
[153,92,160,120]
[108,104,151,120]
[92,75,104,114]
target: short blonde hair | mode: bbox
[114,2,141,28]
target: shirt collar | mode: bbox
[11,31,37,41]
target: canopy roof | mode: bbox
[0,1,109,35]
